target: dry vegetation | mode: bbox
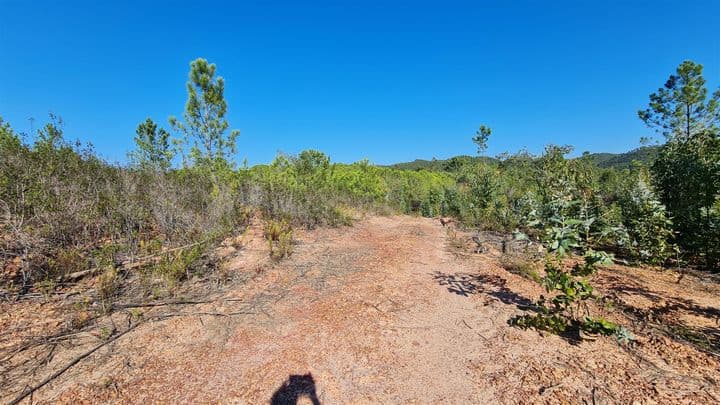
[1,58,719,403]
[1,216,719,403]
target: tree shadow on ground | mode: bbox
[431,271,534,308]
[432,271,587,345]
[270,373,321,405]
[601,273,719,315]
[598,277,720,353]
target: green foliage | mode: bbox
[264,218,292,242]
[511,191,622,340]
[264,219,294,260]
[573,250,613,276]
[640,60,720,269]
[388,155,496,172]
[581,317,619,336]
[614,326,635,344]
[544,215,583,258]
[583,146,660,169]
[246,152,347,227]
[512,313,569,334]
[170,58,240,172]
[618,173,675,264]
[129,118,174,171]
[499,254,541,282]
[390,148,659,172]
[48,248,89,278]
[472,124,492,155]
[97,266,119,313]
[638,60,719,141]
[154,244,206,288]
[0,113,243,290]
[331,164,387,205]
[2,57,717,306]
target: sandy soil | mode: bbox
[2,215,719,404]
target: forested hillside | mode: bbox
[389,145,661,172]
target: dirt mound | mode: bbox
[2,215,719,403]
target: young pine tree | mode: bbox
[130,118,174,171]
[472,124,492,155]
[170,58,240,173]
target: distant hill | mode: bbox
[387,155,497,171]
[581,146,660,169]
[388,146,661,172]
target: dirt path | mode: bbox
[5,215,720,403]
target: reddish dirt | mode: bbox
[2,215,720,403]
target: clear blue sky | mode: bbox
[1,0,718,165]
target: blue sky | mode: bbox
[1,0,718,165]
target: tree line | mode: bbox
[0,58,717,302]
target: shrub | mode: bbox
[48,248,88,279]
[264,219,293,260]
[510,196,621,339]
[155,244,206,286]
[97,266,119,313]
[618,174,675,264]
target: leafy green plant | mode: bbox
[614,326,635,344]
[34,278,57,299]
[98,326,114,341]
[581,316,618,336]
[619,174,675,264]
[511,196,622,340]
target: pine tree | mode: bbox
[130,118,174,171]
[170,58,240,171]
[639,60,720,268]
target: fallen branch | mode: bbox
[0,329,98,365]
[114,299,215,309]
[6,307,256,404]
[125,240,209,265]
[8,323,140,405]
[114,297,244,309]
[174,311,256,317]
[57,240,211,283]
[60,268,102,282]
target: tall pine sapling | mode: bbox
[170,58,240,174]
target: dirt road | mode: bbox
[4,215,720,403]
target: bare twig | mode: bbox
[7,323,140,405]
[114,297,244,309]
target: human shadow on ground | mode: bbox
[270,373,321,405]
[431,271,534,308]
